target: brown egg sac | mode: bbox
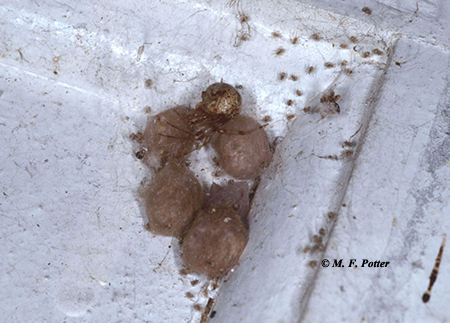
[212,115,272,180]
[143,162,204,237]
[205,182,250,229]
[182,205,248,277]
[141,106,195,169]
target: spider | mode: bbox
[188,82,269,150]
[144,82,266,157]
[320,90,341,114]
[188,82,245,148]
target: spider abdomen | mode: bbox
[202,83,242,118]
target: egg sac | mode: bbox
[181,205,248,278]
[212,115,272,180]
[141,106,195,169]
[205,182,250,229]
[144,162,204,237]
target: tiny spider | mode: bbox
[320,90,341,114]
[272,31,282,38]
[274,47,285,56]
[278,72,287,81]
[306,66,315,74]
[372,48,383,55]
[362,7,372,15]
[311,33,321,41]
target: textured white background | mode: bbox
[1,0,449,322]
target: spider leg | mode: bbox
[201,132,214,147]
[183,131,215,154]
[189,113,208,125]
[160,119,194,137]
[333,101,341,114]
[193,119,216,138]
[217,123,269,136]
[155,114,194,141]
[194,114,233,140]
[155,131,195,152]
[188,104,210,125]
[157,133,192,140]
[196,125,216,141]
[195,132,214,150]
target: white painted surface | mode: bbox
[301,37,450,323]
[1,0,449,322]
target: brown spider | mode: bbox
[141,82,267,163]
[320,90,341,114]
[188,82,245,148]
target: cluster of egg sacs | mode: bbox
[140,83,272,278]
